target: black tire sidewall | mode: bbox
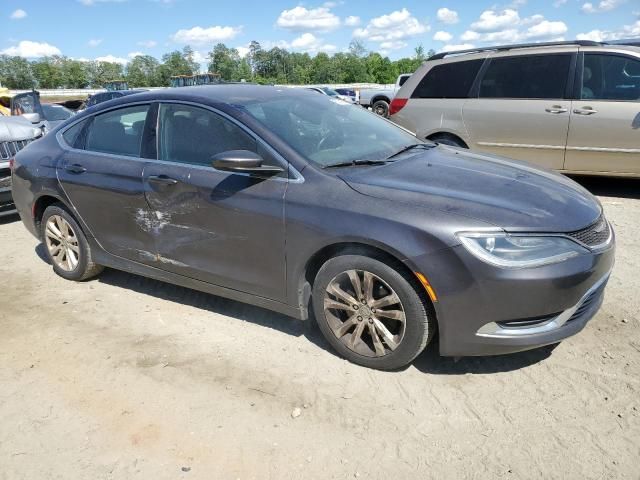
[312,255,431,370]
[40,205,91,281]
[431,135,466,148]
[372,100,389,117]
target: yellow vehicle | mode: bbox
[0,88,11,116]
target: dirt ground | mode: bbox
[0,176,638,480]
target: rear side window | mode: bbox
[85,104,150,157]
[157,103,256,166]
[581,53,640,101]
[411,60,484,99]
[479,54,571,99]
[62,118,90,148]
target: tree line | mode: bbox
[0,40,434,90]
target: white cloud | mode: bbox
[236,46,250,58]
[553,0,568,6]
[433,30,453,42]
[344,15,360,27]
[10,9,27,19]
[137,40,157,48]
[127,51,144,58]
[171,25,242,45]
[1,40,61,57]
[289,33,337,54]
[471,9,520,32]
[87,38,103,47]
[276,6,340,32]
[380,40,408,51]
[441,43,475,52]
[436,7,459,25]
[577,19,640,40]
[353,8,429,47]
[95,54,128,64]
[78,0,127,5]
[461,10,567,44]
[582,0,623,13]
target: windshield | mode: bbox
[43,104,73,121]
[240,94,420,167]
[320,87,339,96]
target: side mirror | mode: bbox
[22,112,41,124]
[211,150,284,176]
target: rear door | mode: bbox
[462,51,576,169]
[142,102,288,301]
[565,51,640,175]
[57,103,158,263]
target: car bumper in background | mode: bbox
[0,167,16,217]
[409,235,616,357]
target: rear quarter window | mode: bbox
[411,59,484,99]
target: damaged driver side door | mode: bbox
[141,102,288,302]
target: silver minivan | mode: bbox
[390,41,640,177]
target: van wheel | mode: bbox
[372,100,390,118]
[429,133,467,148]
[312,254,435,370]
[41,204,104,281]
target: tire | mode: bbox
[312,254,435,370]
[429,133,467,148]
[40,204,103,281]
[372,99,390,118]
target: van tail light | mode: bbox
[389,98,408,116]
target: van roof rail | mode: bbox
[428,40,603,61]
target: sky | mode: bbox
[1,0,639,67]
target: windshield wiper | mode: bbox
[323,159,390,169]
[386,143,434,160]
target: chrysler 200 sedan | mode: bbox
[11,85,615,370]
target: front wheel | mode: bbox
[312,255,435,370]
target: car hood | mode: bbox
[338,146,601,232]
[0,117,38,142]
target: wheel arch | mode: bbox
[426,131,469,148]
[33,193,70,228]
[370,95,391,105]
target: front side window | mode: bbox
[157,103,256,166]
[85,104,149,157]
[581,53,640,101]
[412,59,484,99]
[479,54,572,99]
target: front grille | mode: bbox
[566,215,611,248]
[0,139,33,160]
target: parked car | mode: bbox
[390,40,640,177]
[85,89,147,109]
[12,85,615,369]
[306,86,356,103]
[334,88,356,101]
[0,117,40,216]
[359,74,412,117]
[41,104,75,125]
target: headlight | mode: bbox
[457,233,588,268]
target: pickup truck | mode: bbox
[358,73,412,117]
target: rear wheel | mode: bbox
[312,254,435,370]
[41,204,103,281]
[372,99,390,118]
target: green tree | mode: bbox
[126,55,160,87]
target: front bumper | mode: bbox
[0,168,16,217]
[410,234,615,357]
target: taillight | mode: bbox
[9,158,15,172]
[389,98,408,116]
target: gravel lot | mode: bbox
[0,176,638,480]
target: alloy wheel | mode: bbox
[44,215,80,272]
[324,269,406,357]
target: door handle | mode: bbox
[148,174,178,185]
[64,164,86,174]
[545,105,568,114]
[573,107,597,115]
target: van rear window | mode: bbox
[411,59,484,99]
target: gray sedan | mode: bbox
[11,85,615,369]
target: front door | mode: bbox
[57,103,158,263]
[565,52,640,175]
[463,52,575,170]
[142,102,288,301]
